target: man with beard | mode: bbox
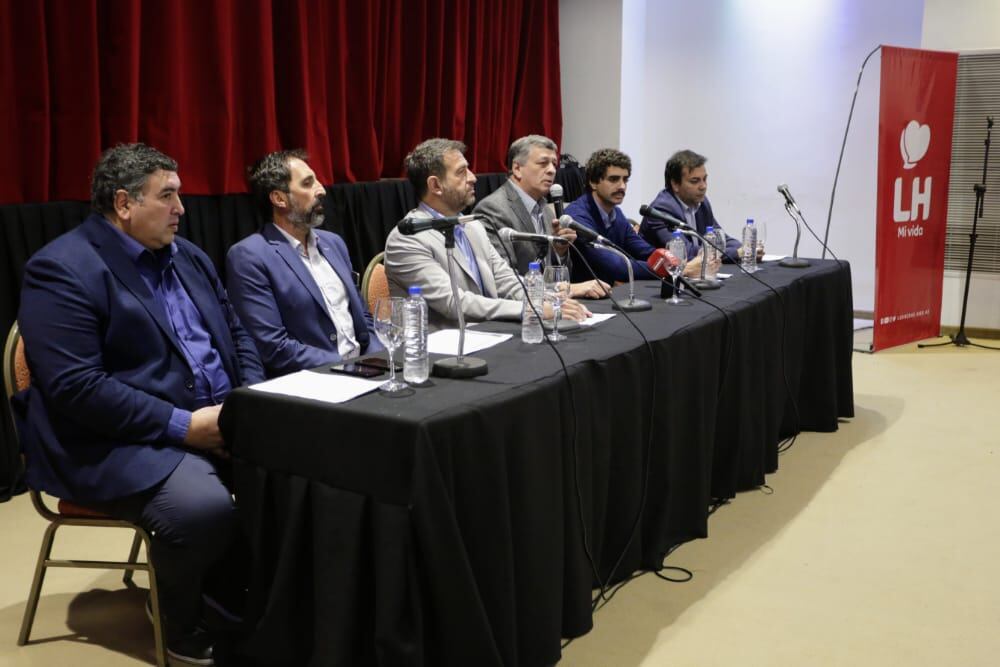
[226,150,382,378]
[384,138,591,330]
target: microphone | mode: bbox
[498,226,569,246]
[398,213,482,235]
[645,248,678,278]
[777,184,801,215]
[559,215,610,245]
[639,204,690,230]
[549,183,565,218]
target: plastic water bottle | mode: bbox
[741,218,758,273]
[521,262,544,344]
[704,225,719,279]
[403,285,429,383]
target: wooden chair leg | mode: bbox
[141,531,167,667]
[17,520,60,645]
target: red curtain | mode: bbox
[0,0,562,204]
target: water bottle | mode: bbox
[403,285,429,383]
[741,218,758,273]
[522,262,544,344]
[704,225,719,280]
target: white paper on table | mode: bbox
[248,369,383,404]
[716,273,733,279]
[427,329,512,355]
[762,254,787,262]
[579,312,616,327]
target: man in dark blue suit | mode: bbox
[639,149,745,263]
[15,143,265,665]
[226,150,381,378]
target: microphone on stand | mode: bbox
[776,184,810,268]
[558,215,650,311]
[398,213,482,235]
[498,227,570,246]
[638,204,691,231]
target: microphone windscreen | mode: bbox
[646,248,676,278]
[550,183,564,199]
[558,214,574,230]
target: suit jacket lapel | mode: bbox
[504,181,537,234]
[83,216,185,359]
[263,225,328,316]
[171,247,240,381]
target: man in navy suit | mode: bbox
[15,143,266,664]
[226,150,381,378]
[638,149,745,263]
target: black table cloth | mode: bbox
[220,259,854,666]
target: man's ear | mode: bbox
[427,175,442,196]
[113,190,131,219]
[270,190,288,210]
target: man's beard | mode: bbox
[289,202,325,228]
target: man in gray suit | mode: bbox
[384,138,590,330]
[475,135,607,299]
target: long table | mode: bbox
[220,259,854,666]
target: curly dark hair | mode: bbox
[90,143,178,215]
[584,148,631,187]
[246,149,309,221]
[664,149,707,189]
[404,138,467,199]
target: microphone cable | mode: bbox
[823,44,881,259]
[482,221,610,602]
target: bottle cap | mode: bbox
[706,225,714,233]
[746,218,754,225]
[671,230,682,237]
[408,285,422,296]
[528,261,541,271]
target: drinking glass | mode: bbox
[666,236,690,306]
[372,297,408,392]
[543,264,570,342]
[756,220,767,259]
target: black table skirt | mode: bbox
[220,259,854,666]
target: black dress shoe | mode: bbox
[166,626,215,665]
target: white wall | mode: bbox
[560,0,927,313]
[559,0,623,162]
[922,0,1000,330]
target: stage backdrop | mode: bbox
[873,46,958,351]
[0,0,562,205]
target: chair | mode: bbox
[3,322,167,667]
[361,251,389,313]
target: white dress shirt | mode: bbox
[273,224,360,359]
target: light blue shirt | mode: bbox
[418,202,486,293]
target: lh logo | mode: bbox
[894,120,931,223]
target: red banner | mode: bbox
[873,46,958,351]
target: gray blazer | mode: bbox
[474,180,556,275]
[384,207,525,331]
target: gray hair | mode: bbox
[247,149,309,221]
[90,143,178,214]
[507,135,557,172]
[405,138,467,199]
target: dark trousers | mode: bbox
[101,451,236,637]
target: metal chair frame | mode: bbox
[3,322,167,667]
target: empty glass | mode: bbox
[372,297,408,392]
[543,264,570,342]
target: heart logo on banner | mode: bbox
[900,120,931,169]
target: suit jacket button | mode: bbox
[329,333,337,342]
[185,380,194,391]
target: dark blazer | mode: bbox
[564,192,656,284]
[14,214,265,503]
[639,189,741,262]
[474,179,557,274]
[225,224,381,378]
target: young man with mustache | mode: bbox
[226,150,382,378]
